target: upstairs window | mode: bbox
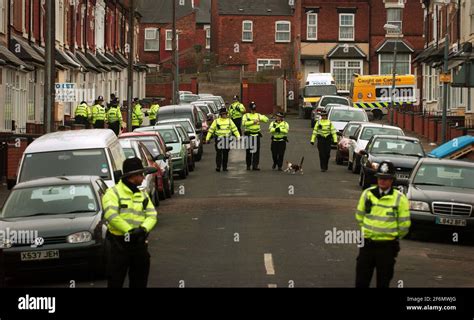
[339,14,354,41]
[144,28,159,51]
[242,20,253,42]
[275,21,291,43]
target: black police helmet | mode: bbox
[375,161,396,179]
[249,101,257,110]
[122,157,146,178]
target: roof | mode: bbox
[376,40,414,54]
[120,132,161,138]
[327,44,367,59]
[10,36,44,65]
[25,130,119,154]
[196,0,211,23]
[159,105,195,113]
[138,0,194,24]
[14,176,100,190]
[218,0,294,16]
[0,44,29,68]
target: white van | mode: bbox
[306,73,335,86]
[301,73,338,119]
[16,130,126,188]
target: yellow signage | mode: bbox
[440,73,452,83]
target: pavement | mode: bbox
[5,115,474,288]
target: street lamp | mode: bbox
[383,23,401,126]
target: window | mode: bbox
[0,0,5,34]
[55,0,64,43]
[339,14,354,41]
[242,20,253,42]
[204,25,211,49]
[275,21,291,43]
[471,4,474,34]
[27,73,35,121]
[165,30,178,51]
[423,64,440,103]
[307,13,317,40]
[331,60,362,92]
[95,2,105,50]
[379,53,411,75]
[257,59,281,71]
[144,28,159,51]
[386,8,402,34]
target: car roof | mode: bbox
[138,125,176,131]
[159,105,195,112]
[359,123,400,130]
[120,132,161,138]
[119,139,138,148]
[158,118,194,126]
[25,129,118,153]
[14,176,101,189]
[321,95,349,99]
[418,158,474,167]
[371,135,420,142]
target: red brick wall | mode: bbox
[244,83,275,115]
[146,83,193,104]
[7,139,28,180]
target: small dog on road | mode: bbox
[284,157,304,175]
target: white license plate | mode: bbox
[396,173,410,180]
[436,217,467,227]
[21,250,60,261]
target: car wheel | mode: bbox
[164,175,172,198]
[347,158,353,171]
[195,146,203,162]
[304,109,311,119]
[152,188,160,207]
[189,156,195,172]
[170,172,175,195]
[179,169,187,179]
[336,151,343,165]
[352,154,361,174]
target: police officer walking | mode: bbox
[355,161,410,288]
[228,95,246,135]
[74,101,91,127]
[205,108,240,172]
[149,98,160,126]
[243,102,269,171]
[269,112,289,171]
[310,111,337,172]
[132,98,144,131]
[92,96,107,129]
[102,158,158,288]
[107,98,123,136]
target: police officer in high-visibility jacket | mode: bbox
[92,96,107,129]
[242,102,269,171]
[310,111,337,172]
[205,108,241,172]
[132,98,144,131]
[149,98,160,126]
[269,112,289,171]
[355,161,410,288]
[107,98,122,136]
[228,95,246,135]
[74,101,91,127]
[102,158,158,288]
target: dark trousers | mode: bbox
[246,135,261,169]
[94,120,105,129]
[150,119,157,126]
[109,121,121,136]
[106,233,150,288]
[271,140,286,169]
[233,117,243,136]
[75,116,88,127]
[356,240,400,288]
[215,138,230,170]
[317,136,332,171]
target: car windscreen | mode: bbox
[157,129,180,144]
[123,148,137,159]
[158,112,193,123]
[329,110,367,122]
[343,124,360,137]
[413,164,474,189]
[1,184,98,218]
[360,127,403,141]
[304,85,338,97]
[321,97,349,106]
[141,141,162,157]
[370,139,424,156]
[20,149,111,183]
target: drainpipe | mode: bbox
[7,0,11,45]
[28,0,32,42]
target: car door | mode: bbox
[348,127,361,164]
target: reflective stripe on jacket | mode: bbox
[311,119,337,143]
[206,118,241,141]
[243,113,269,136]
[269,121,289,141]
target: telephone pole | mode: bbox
[127,0,135,131]
[44,0,56,133]
[172,0,179,104]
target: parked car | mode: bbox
[1,176,109,278]
[136,125,189,179]
[199,96,225,108]
[198,93,214,98]
[16,130,126,189]
[327,106,369,133]
[347,124,405,174]
[180,94,200,103]
[335,121,366,165]
[310,96,351,127]
[120,132,174,199]
[192,102,215,122]
[157,104,202,135]
[157,118,203,162]
[405,158,474,233]
[119,139,161,204]
[174,124,196,172]
[359,135,425,189]
[195,100,220,115]
[197,108,210,137]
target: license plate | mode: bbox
[436,217,467,227]
[21,250,60,261]
[396,173,410,180]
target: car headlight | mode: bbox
[409,201,430,212]
[67,231,92,244]
[371,162,380,170]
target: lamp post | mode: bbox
[384,24,401,126]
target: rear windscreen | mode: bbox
[20,149,111,182]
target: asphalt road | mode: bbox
[7,116,474,288]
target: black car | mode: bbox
[359,135,425,189]
[405,158,474,232]
[0,176,108,279]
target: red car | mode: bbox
[335,122,365,165]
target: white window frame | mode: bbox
[330,59,363,92]
[386,8,402,34]
[257,59,282,71]
[275,21,291,43]
[339,13,354,41]
[0,0,5,34]
[21,0,26,34]
[242,20,253,42]
[95,1,105,51]
[204,25,211,49]
[144,28,159,52]
[165,29,178,51]
[378,53,411,75]
[55,0,64,44]
[306,13,318,40]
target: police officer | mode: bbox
[74,101,91,127]
[243,102,269,171]
[102,158,158,288]
[228,95,246,135]
[92,96,107,129]
[269,112,289,171]
[107,98,122,136]
[310,111,337,172]
[355,161,410,288]
[205,108,240,172]
[149,98,160,126]
[132,98,144,131]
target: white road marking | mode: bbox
[268,284,277,288]
[264,253,275,275]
